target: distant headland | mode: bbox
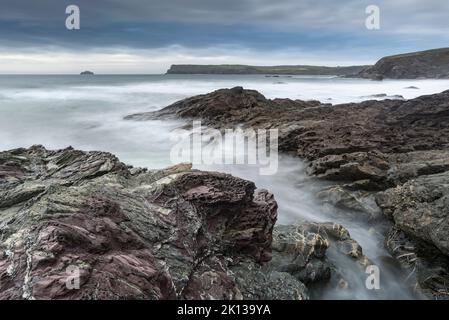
[166,47,449,79]
[166,64,368,76]
[357,48,449,80]
[80,71,94,75]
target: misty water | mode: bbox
[1,74,448,299]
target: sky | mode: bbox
[0,0,448,74]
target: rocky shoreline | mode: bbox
[1,86,448,299]
[127,87,449,299]
[0,146,376,300]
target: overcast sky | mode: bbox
[0,0,448,73]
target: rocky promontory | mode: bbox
[357,48,449,80]
[126,87,449,298]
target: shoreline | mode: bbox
[126,86,449,299]
[1,82,448,300]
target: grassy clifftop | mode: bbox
[166,64,369,75]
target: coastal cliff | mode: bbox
[167,48,449,79]
[357,48,449,80]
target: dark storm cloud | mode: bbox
[1,0,447,26]
[0,0,448,73]
[1,0,449,36]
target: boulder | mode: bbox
[317,186,382,220]
[266,222,371,295]
[0,146,284,300]
[377,171,449,256]
[377,171,449,298]
[386,227,449,299]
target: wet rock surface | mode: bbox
[0,146,388,300]
[0,146,286,300]
[126,87,449,298]
[267,222,374,299]
[378,172,449,298]
[128,87,449,167]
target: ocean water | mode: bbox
[1,74,448,299]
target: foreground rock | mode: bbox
[0,146,286,300]
[377,172,449,298]
[236,221,373,299]
[0,146,380,300]
[126,87,449,298]
[356,48,449,80]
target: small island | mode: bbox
[80,71,94,75]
